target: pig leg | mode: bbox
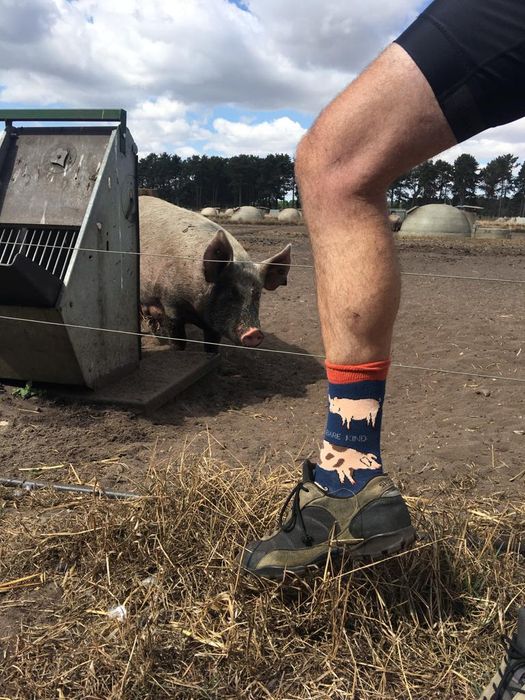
[140,298,167,338]
[203,328,221,354]
[169,318,187,351]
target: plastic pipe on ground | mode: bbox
[0,476,139,500]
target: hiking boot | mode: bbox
[239,460,416,579]
[479,608,525,700]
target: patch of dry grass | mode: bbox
[477,218,525,231]
[0,457,524,699]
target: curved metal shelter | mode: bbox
[230,206,264,223]
[278,208,301,223]
[400,204,472,238]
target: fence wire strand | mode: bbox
[0,314,523,384]
[1,239,524,283]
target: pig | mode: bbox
[388,213,402,231]
[319,441,382,484]
[328,397,380,429]
[139,196,291,352]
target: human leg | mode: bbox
[296,0,525,500]
[296,42,455,498]
[240,46,455,578]
[240,0,525,578]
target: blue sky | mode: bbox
[0,0,523,163]
[228,0,250,9]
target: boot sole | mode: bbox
[248,525,417,580]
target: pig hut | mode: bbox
[400,204,472,238]
[200,207,219,217]
[278,208,301,224]
[230,206,264,223]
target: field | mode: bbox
[0,225,524,699]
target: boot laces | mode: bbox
[491,635,525,699]
[278,480,314,547]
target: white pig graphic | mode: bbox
[319,441,381,484]
[328,396,380,429]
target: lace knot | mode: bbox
[278,480,312,545]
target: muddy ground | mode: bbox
[0,225,524,501]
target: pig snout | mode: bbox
[240,327,264,347]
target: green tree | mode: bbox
[512,161,525,217]
[181,155,205,209]
[403,166,423,205]
[452,154,479,205]
[206,156,230,206]
[138,152,183,203]
[226,155,260,206]
[480,154,518,216]
[415,161,438,202]
[256,154,294,208]
[387,174,408,208]
[433,159,454,202]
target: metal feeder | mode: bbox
[0,109,140,388]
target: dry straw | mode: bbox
[0,456,524,699]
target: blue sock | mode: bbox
[314,360,389,497]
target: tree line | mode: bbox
[388,153,525,217]
[138,151,525,217]
[138,153,296,210]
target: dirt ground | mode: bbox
[0,225,524,501]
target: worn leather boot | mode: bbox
[240,460,415,579]
[479,609,525,700]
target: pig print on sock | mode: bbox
[319,441,381,484]
[328,397,380,429]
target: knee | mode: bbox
[295,117,390,207]
[295,127,333,191]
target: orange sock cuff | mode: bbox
[325,359,390,383]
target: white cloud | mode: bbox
[0,0,354,113]
[0,0,524,160]
[129,97,211,156]
[205,116,306,156]
[0,0,58,43]
[176,145,200,158]
[245,0,421,71]
[438,118,525,166]
[132,97,188,123]
[128,100,305,157]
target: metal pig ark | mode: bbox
[0,109,140,388]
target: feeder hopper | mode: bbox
[0,109,140,387]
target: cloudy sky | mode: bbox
[1,0,524,164]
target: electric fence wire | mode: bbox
[1,237,525,283]
[0,314,523,384]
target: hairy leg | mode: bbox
[296,43,456,365]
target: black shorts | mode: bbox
[395,0,525,143]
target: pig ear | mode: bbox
[203,230,234,283]
[260,243,291,291]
